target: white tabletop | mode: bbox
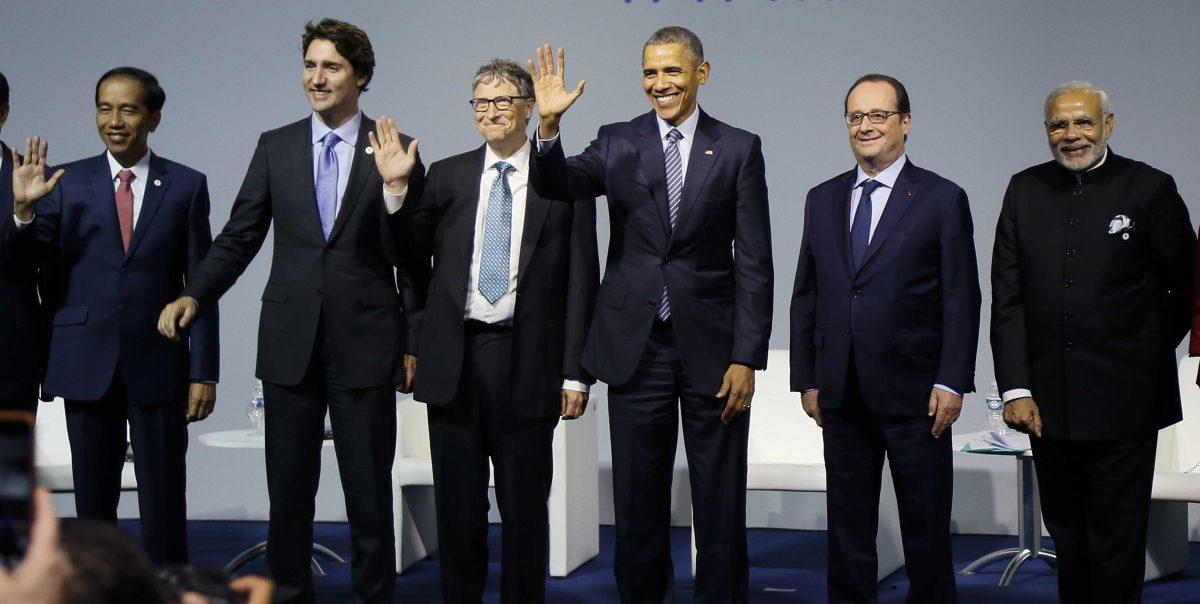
[199,428,335,450]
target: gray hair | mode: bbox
[1044,80,1111,120]
[644,26,705,66]
[472,58,534,99]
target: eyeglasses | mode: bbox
[1044,117,1102,134]
[845,111,902,126]
[468,96,530,112]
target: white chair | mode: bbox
[1140,356,1200,580]
[35,397,137,493]
[392,392,600,576]
[690,349,905,581]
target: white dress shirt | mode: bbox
[1001,148,1109,404]
[12,149,153,230]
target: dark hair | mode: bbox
[302,18,375,92]
[644,26,704,66]
[843,73,910,115]
[157,565,238,603]
[0,71,9,106]
[95,67,166,113]
[59,520,168,604]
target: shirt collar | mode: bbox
[656,106,701,143]
[1086,147,1108,172]
[854,154,907,190]
[106,149,151,183]
[484,138,531,175]
[311,111,361,147]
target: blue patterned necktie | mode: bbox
[316,131,341,241]
[851,179,883,270]
[658,128,683,321]
[478,161,515,304]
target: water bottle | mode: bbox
[247,379,265,434]
[985,381,1007,435]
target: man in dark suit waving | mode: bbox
[791,74,981,603]
[565,27,773,603]
[11,67,219,565]
[397,52,596,604]
[158,18,423,603]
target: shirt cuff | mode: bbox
[383,185,408,214]
[1002,388,1033,403]
[933,383,960,396]
[13,214,33,230]
[536,134,561,156]
[562,379,589,394]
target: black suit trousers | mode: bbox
[64,365,188,565]
[1030,433,1157,604]
[821,361,955,604]
[608,321,750,604]
[262,320,397,604]
[427,321,557,604]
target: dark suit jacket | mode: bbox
[992,150,1194,440]
[404,141,598,417]
[569,110,773,395]
[1,143,50,403]
[184,116,424,388]
[790,160,981,415]
[30,152,218,403]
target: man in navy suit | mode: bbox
[790,74,980,603]
[11,67,218,565]
[1,71,49,412]
[565,27,773,603]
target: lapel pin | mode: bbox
[365,146,374,155]
[153,179,162,187]
[704,149,714,155]
[906,190,912,197]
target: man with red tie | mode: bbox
[10,67,219,564]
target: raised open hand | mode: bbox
[11,136,65,220]
[527,44,585,137]
[367,116,419,193]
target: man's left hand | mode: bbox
[927,387,962,438]
[717,364,755,424]
[561,389,589,420]
[186,382,216,422]
[528,43,585,140]
[368,116,419,194]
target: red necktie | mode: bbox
[115,169,134,252]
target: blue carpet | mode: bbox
[126,520,1200,602]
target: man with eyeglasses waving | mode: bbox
[389,51,596,603]
[992,81,1194,604]
[791,73,980,603]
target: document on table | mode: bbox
[961,430,1031,453]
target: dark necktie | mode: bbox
[851,179,883,270]
[659,128,683,321]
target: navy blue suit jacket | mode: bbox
[31,152,219,403]
[569,110,773,395]
[790,160,980,415]
[1,143,50,403]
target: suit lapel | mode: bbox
[672,111,720,243]
[517,146,550,289]
[635,115,671,240]
[89,154,125,255]
[0,143,12,212]
[456,147,487,299]
[326,118,375,245]
[290,122,325,244]
[858,160,921,272]
[834,169,856,279]
[125,153,168,260]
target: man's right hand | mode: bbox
[1003,396,1043,437]
[528,43,585,140]
[801,389,822,427]
[11,136,65,221]
[158,296,199,341]
[368,116,419,195]
[397,354,417,393]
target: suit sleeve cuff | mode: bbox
[1002,388,1032,403]
[561,379,589,394]
[536,134,561,156]
[13,214,33,229]
[383,186,408,214]
[933,383,960,397]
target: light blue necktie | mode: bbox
[478,161,515,304]
[316,131,341,241]
[659,128,683,321]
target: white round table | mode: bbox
[198,428,343,575]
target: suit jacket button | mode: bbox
[1068,218,1080,227]
[647,300,656,308]
[1064,280,1073,288]
[845,328,852,334]
[1073,189,1084,196]
[1066,249,1076,257]
[663,256,670,265]
[118,304,126,312]
[1064,312,1073,320]
[314,289,322,296]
